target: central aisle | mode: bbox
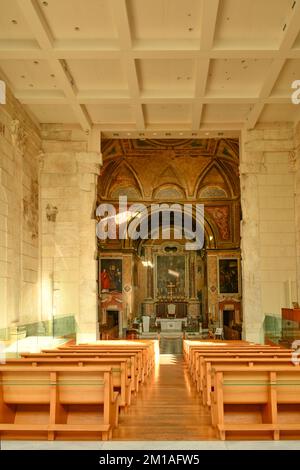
[113,354,216,441]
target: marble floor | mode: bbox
[2,440,300,450]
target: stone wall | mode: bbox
[0,78,41,333]
[40,125,102,342]
[241,125,297,342]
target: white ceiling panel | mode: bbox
[86,104,134,123]
[137,59,195,94]
[127,0,202,40]
[271,59,300,96]
[144,104,192,124]
[27,104,77,123]
[0,59,57,90]
[214,0,293,49]
[259,103,300,122]
[0,0,35,39]
[66,59,127,90]
[202,104,253,123]
[207,59,273,97]
[37,0,117,40]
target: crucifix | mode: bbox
[167,281,176,300]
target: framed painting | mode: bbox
[99,258,122,293]
[155,255,186,298]
[218,258,239,294]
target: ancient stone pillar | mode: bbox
[240,131,265,343]
[76,151,102,343]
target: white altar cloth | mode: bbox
[155,317,187,332]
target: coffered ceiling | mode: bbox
[1,0,300,138]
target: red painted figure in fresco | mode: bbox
[101,269,110,291]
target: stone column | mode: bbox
[10,120,27,323]
[294,125,300,302]
[0,168,8,332]
[240,131,265,343]
[76,152,102,343]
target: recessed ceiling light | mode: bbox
[11,19,18,25]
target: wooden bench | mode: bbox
[61,342,155,378]
[57,345,153,383]
[0,365,119,441]
[210,365,300,440]
[202,357,297,407]
[6,357,132,409]
[38,350,143,391]
[193,349,293,387]
[186,346,284,378]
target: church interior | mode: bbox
[1,0,300,449]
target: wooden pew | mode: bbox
[0,365,119,441]
[22,351,140,394]
[61,342,155,378]
[187,346,284,378]
[193,350,293,392]
[202,357,296,407]
[39,349,144,390]
[210,365,300,440]
[6,357,132,409]
[56,347,150,384]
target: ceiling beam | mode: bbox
[111,0,145,130]
[245,0,300,129]
[16,0,92,131]
[193,0,220,130]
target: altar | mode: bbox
[155,317,187,332]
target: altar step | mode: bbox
[159,334,183,355]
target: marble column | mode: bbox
[240,131,265,343]
[76,152,102,343]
